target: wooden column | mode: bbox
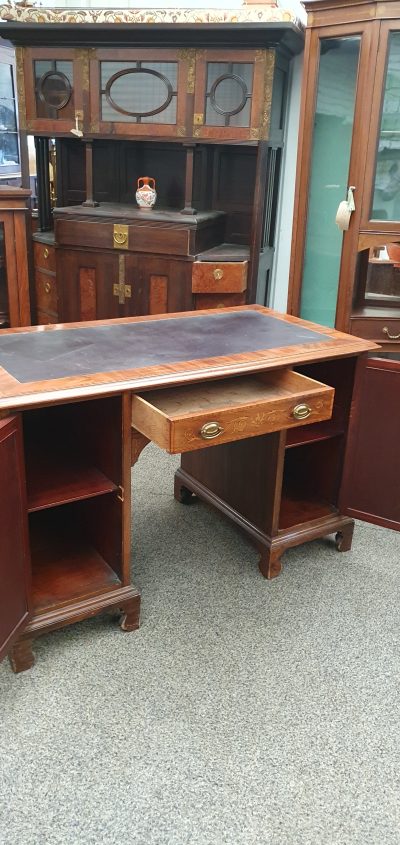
[82,141,99,208]
[181,144,197,215]
[34,137,52,232]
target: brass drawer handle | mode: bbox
[213,268,224,281]
[43,247,49,260]
[292,403,312,421]
[200,421,224,440]
[383,326,400,340]
[44,281,52,294]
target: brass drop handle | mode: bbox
[213,268,224,281]
[44,281,51,294]
[382,326,400,340]
[292,403,312,421]
[200,421,224,440]
[43,247,49,260]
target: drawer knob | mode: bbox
[44,281,52,294]
[213,268,224,281]
[383,326,400,340]
[200,421,224,440]
[43,247,49,259]
[292,403,312,421]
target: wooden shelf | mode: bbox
[30,511,121,612]
[279,494,337,531]
[26,454,117,512]
[285,424,344,449]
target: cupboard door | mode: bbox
[21,47,84,134]
[192,49,274,141]
[89,49,192,137]
[340,357,400,530]
[0,416,31,663]
[121,255,193,317]
[361,24,400,233]
[57,249,120,322]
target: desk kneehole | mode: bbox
[131,370,335,454]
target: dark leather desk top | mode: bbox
[0,307,377,410]
[0,310,331,384]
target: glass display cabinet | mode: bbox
[0,42,20,181]
[288,0,400,532]
[288,0,400,347]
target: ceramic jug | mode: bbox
[135,176,157,210]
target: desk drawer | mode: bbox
[131,371,334,453]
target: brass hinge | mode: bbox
[113,255,131,304]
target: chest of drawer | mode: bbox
[131,370,334,454]
[192,261,248,293]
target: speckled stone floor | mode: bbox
[1,445,400,845]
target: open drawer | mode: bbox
[131,370,335,454]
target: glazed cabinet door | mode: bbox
[192,49,274,141]
[0,416,31,663]
[340,356,400,531]
[89,49,192,138]
[19,47,84,135]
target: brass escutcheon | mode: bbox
[200,421,224,440]
[213,268,224,281]
[43,247,49,259]
[113,224,129,249]
[292,403,312,421]
[44,281,51,294]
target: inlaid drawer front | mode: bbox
[192,261,248,293]
[34,269,58,314]
[351,317,400,343]
[131,371,335,454]
[34,241,56,272]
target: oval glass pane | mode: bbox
[38,71,72,110]
[107,69,172,118]
[211,75,247,116]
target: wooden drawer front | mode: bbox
[192,261,248,293]
[34,270,58,314]
[36,309,58,325]
[132,371,334,454]
[350,317,400,343]
[34,242,56,272]
[195,293,246,310]
[55,220,190,256]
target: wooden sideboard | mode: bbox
[0,305,376,673]
[0,9,303,323]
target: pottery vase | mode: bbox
[135,176,157,210]
[386,242,400,268]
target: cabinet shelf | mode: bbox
[30,507,121,613]
[285,424,344,449]
[26,454,118,512]
[279,494,337,531]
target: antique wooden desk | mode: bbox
[0,306,376,673]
